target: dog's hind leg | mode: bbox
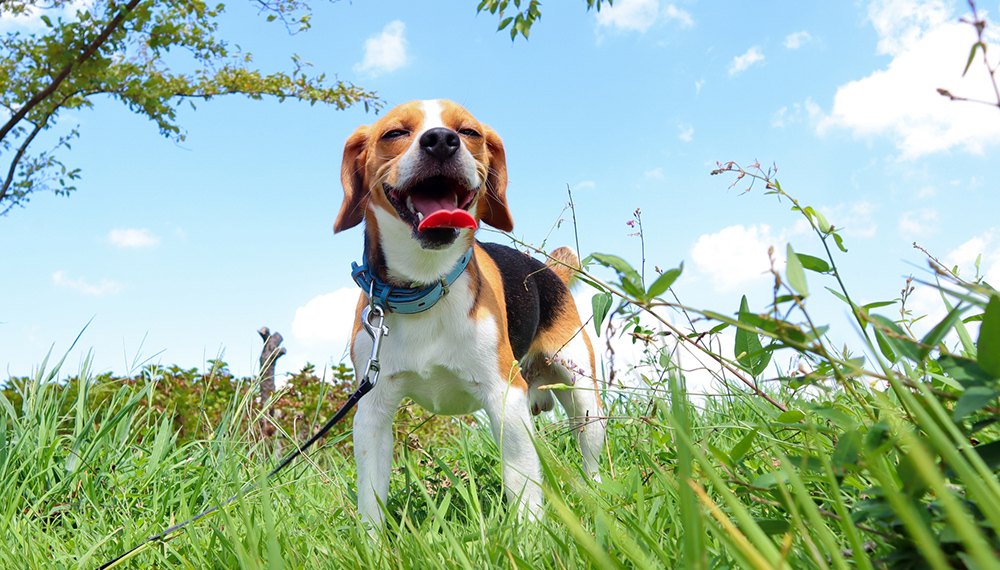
[548,335,606,482]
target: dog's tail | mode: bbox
[547,246,581,288]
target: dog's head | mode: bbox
[334,100,511,253]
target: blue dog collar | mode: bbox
[351,248,473,314]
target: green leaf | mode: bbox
[814,210,832,234]
[864,422,892,454]
[592,292,612,336]
[753,519,791,536]
[589,253,642,288]
[953,387,1000,421]
[729,428,759,463]
[869,314,922,363]
[646,262,683,298]
[775,410,804,424]
[707,442,734,471]
[977,295,1000,377]
[796,254,831,274]
[832,429,862,468]
[41,14,52,27]
[785,244,808,297]
[971,440,1000,471]
[735,296,771,377]
[862,300,896,310]
[919,305,968,361]
[752,470,788,489]
[964,42,983,77]
[832,232,848,253]
[498,16,513,29]
[938,354,994,387]
[586,251,646,301]
[873,328,897,362]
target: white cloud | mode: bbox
[291,287,360,347]
[678,124,694,142]
[695,79,705,93]
[820,201,879,239]
[728,47,764,75]
[52,271,123,296]
[907,227,1000,338]
[690,224,782,293]
[575,180,596,191]
[943,229,1000,285]
[771,103,819,129]
[108,228,160,248]
[898,208,939,237]
[355,20,408,77]
[817,0,1000,158]
[596,0,660,32]
[663,4,694,28]
[868,0,951,57]
[784,31,812,49]
[644,167,664,179]
[595,0,692,33]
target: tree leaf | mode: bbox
[977,295,1000,377]
[785,244,808,297]
[592,292,612,336]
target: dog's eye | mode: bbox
[458,128,481,138]
[381,129,409,140]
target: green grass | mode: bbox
[8,173,1000,569]
[6,341,988,570]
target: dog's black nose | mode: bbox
[419,128,460,161]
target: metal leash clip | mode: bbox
[360,285,389,388]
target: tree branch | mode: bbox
[0,120,43,205]
[0,0,144,144]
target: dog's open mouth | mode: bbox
[384,176,478,232]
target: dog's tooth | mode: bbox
[406,196,415,212]
[416,211,424,222]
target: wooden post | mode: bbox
[257,326,286,406]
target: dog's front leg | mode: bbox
[482,381,543,520]
[353,382,401,531]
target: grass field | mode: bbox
[6,175,1000,569]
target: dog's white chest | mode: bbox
[352,280,501,416]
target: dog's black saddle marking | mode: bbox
[479,242,568,360]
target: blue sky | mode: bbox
[3,0,1000,382]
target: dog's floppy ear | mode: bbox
[334,126,370,233]
[480,125,513,232]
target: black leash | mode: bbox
[97,304,390,569]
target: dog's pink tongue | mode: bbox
[418,210,477,231]
[412,194,477,231]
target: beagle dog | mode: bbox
[334,99,605,529]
